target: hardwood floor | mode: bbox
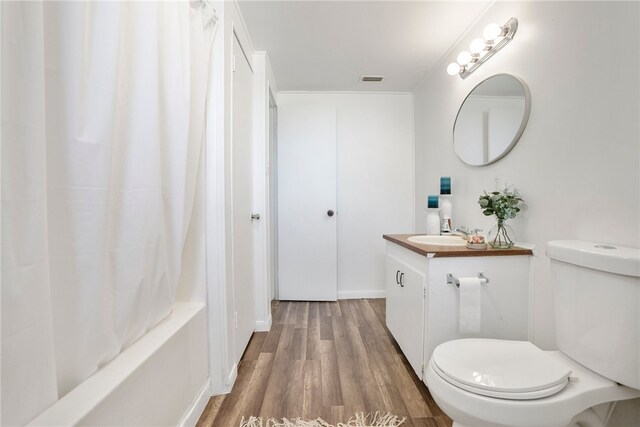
[196,299,452,427]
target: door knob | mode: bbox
[251,213,261,220]
[327,210,335,217]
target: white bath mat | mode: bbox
[239,411,406,427]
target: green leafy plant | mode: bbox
[478,186,524,248]
[478,186,524,221]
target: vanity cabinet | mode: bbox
[384,234,533,381]
[386,253,425,378]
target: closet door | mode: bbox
[232,34,255,359]
[277,105,337,301]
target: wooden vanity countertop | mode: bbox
[383,234,533,258]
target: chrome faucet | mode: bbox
[452,226,472,237]
[453,226,482,237]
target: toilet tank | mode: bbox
[546,240,640,389]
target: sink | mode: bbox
[407,235,467,246]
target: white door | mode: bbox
[232,35,255,358]
[277,105,337,301]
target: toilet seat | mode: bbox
[431,339,572,400]
[425,348,640,427]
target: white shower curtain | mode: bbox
[1,1,215,425]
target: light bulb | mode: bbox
[469,38,486,54]
[483,23,502,41]
[457,51,472,66]
[447,63,461,76]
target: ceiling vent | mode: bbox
[360,75,384,82]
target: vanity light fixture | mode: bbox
[447,17,518,79]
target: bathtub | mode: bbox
[28,303,211,427]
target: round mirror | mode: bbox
[453,74,531,166]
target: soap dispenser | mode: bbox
[426,195,440,236]
[439,177,453,234]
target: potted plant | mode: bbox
[478,186,524,249]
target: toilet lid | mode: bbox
[431,339,572,400]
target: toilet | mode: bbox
[425,240,640,427]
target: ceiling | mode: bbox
[237,0,491,92]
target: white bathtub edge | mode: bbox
[27,302,206,426]
[177,378,212,427]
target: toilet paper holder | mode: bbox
[447,273,489,288]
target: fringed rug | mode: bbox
[239,411,406,427]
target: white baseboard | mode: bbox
[337,289,386,299]
[255,313,272,332]
[178,378,212,427]
[226,362,238,391]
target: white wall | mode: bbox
[413,1,639,420]
[277,93,414,298]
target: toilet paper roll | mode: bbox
[459,277,482,334]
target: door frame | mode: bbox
[251,52,277,332]
[267,91,278,302]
